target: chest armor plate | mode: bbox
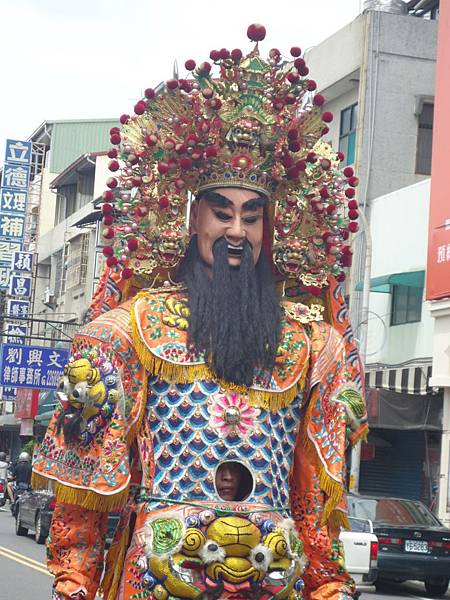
[147,376,303,508]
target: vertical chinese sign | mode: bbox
[0,139,31,290]
[426,8,450,300]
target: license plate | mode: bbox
[405,540,428,553]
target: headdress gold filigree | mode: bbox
[101,23,360,289]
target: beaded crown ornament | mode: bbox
[102,23,359,289]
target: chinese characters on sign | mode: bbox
[436,244,450,264]
[0,139,32,289]
[0,344,69,390]
[4,323,28,345]
[6,299,30,318]
[8,274,32,298]
[11,250,33,272]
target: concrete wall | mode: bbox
[358,11,437,203]
[366,179,433,365]
[306,15,365,97]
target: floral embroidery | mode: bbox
[209,392,260,437]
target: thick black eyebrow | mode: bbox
[201,190,232,208]
[200,190,267,211]
[242,197,267,211]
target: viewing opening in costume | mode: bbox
[215,461,254,502]
[32,22,368,600]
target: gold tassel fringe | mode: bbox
[130,294,302,410]
[301,430,345,527]
[32,471,128,512]
[99,525,130,600]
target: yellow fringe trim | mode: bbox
[32,471,128,512]
[125,371,148,445]
[99,525,130,600]
[328,509,350,531]
[130,292,305,410]
[301,430,345,527]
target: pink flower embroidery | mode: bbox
[209,392,260,437]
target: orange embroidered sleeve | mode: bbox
[48,502,108,600]
[290,322,367,599]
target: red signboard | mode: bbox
[14,388,39,419]
[426,2,450,300]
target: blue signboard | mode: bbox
[0,344,69,389]
[4,323,28,345]
[2,387,17,402]
[0,189,27,214]
[1,162,31,190]
[8,274,32,298]
[11,250,33,273]
[4,139,32,165]
[6,298,30,318]
[0,213,26,241]
[0,265,11,289]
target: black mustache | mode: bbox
[212,237,253,253]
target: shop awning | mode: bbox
[0,414,20,428]
[355,270,425,293]
[365,363,432,395]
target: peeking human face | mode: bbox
[190,187,266,271]
[215,462,242,501]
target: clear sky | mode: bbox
[0,0,362,162]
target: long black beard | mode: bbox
[179,237,282,387]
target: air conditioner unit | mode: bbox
[43,288,57,309]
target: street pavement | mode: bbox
[0,506,449,600]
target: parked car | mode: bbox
[340,516,378,586]
[15,488,54,543]
[347,493,450,597]
[15,489,120,546]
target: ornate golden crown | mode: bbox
[101,24,360,289]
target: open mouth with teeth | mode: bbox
[227,244,244,257]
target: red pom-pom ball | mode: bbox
[102,215,114,226]
[205,146,218,159]
[144,88,155,99]
[307,80,317,91]
[106,256,118,267]
[349,222,359,233]
[231,48,243,62]
[102,227,115,239]
[107,148,118,159]
[347,199,358,210]
[158,195,169,208]
[134,101,147,115]
[110,133,121,145]
[219,48,230,60]
[102,203,114,215]
[120,114,130,124]
[106,177,118,189]
[322,111,333,123]
[102,246,114,257]
[290,46,302,57]
[108,159,119,172]
[247,23,266,42]
[345,187,356,198]
[199,61,211,74]
[121,268,133,280]
[185,59,196,71]
[348,209,359,220]
[343,166,354,177]
[103,190,114,202]
[127,238,139,251]
[210,49,220,62]
[313,94,325,106]
[294,58,305,70]
[157,163,169,174]
[348,176,359,187]
[336,151,345,161]
[166,79,179,90]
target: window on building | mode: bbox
[339,103,358,166]
[55,184,77,225]
[416,102,434,175]
[66,234,90,290]
[390,285,423,326]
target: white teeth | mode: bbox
[227,245,243,250]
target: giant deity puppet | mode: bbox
[33,23,368,600]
